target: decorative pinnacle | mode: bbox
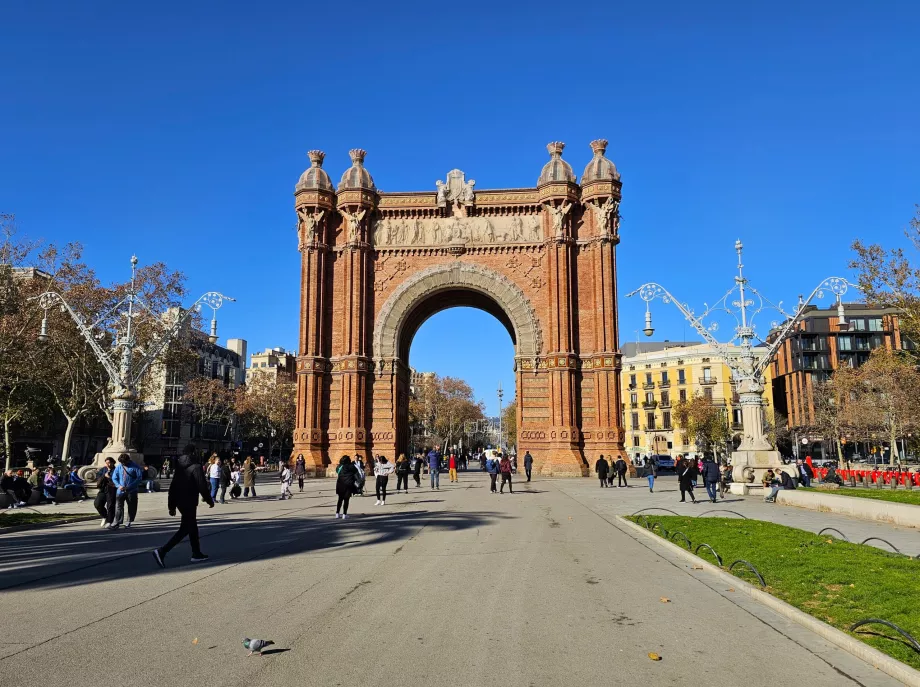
[307,150,325,167]
[589,139,608,156]
[546,141,565,158]
[349,149,367,166]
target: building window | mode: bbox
[702,367,712,382]
[838,335,852,351]
[868,317,883,332]
[733,408,742,426]
[661,391,670,406]
[631,413,639,430]
[662,411,672,430]
[645,391,655,404]
[633,436,640,447]
[661,371,669,383]
[630,393,638,405]
[679,389,687,402]
[645,372,653,385]
[647,412,656,430]
[704,387,713,400]
[677,369,686,384]
[629,374,636,387]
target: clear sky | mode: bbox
[2,1,919,415]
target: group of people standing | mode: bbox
[593,455,630,488]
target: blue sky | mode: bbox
[2,1,918,415]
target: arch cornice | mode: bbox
[373,262,543,364]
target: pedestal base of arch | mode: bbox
[535,441,589,477]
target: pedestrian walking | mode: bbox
[111,454,143,528]
[499,454,513,493]
[242,456,257,497]
[295,455,307,492]
[413,453,422,487]
[594,454,609,487]
[427,447,442,490]
[395,454,410,493]
[615,456,629,488]
[151,445,213,568]
[677,457,698,504]
[206,455,221,503]
[523,450,533,482]
[487,453,499,493]
[335,455,358,518]
[448,453,458,483]
[279,463,293,500]
[701,454,721,503]
[94,457,117,525]
[643,455,658,492]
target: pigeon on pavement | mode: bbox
[243,638,274,656]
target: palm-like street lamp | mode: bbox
[627,240,857,490]
[34,256,233,477]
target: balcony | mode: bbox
[659,400,672,409]
[627,383,637,390]
[677,377,686,385]
[731,422,743,431]
[642,400,658,410]
[630,402,638,409]
[699,377,717,385]
[658,380,671,389]
[643,382,656,390]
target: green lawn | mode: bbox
[0,512,89,529]
[810,487,920,506]
[629,516,920,670]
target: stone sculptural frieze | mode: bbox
[372,214,543,247]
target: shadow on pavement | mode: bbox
[0,508,501,592]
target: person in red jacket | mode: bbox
[499,454,513,494]
[448,454,458,482]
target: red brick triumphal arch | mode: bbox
[291,141,626,477]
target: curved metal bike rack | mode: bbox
[693,543,723,567]
[635,514,651,529]
[850,618,920,655]
[860,537,903,554]
[649,522,669,538]
[631,508,681,517]
[698,509,749,519]
[818,527,850,541]
[729,559,767,587]
[668,530,692,549]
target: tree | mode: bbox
[182,377,237,441]
[850,206,920,345]
[502,398,517,451]
[407,374,485,451]
[673,393,731,457]
[236,376,296,460]
[808,367,860,464]
[854,347,920,466]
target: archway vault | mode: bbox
[291,142,627,477]
[373,262,542,364]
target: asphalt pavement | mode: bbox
[0,471,906,687]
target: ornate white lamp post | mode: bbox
[497,381,504,452]
[34,256,233,478]
[628,241,857,491]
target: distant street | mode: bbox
[0,474,902,687]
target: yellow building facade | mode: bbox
[619,342,774,460]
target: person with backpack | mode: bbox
[643,455,658,493]
[395,454,410,493]
[294,455,307,492]
[701,454,722,503]
[486,453,500,493]
[152,444,214,568]
[279,462,293,500]
[499,454,513,494]
[111,455,143,528]
[335,455,358,519]
[374,455,396,505]
[614,456,629,488]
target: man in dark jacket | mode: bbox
[795,459,814,487]
[152,444,214,568]
[778,469,797,491]
[523,451,534,482]
[594,455,609,488]
[701,455,722,503]
[615,457,629,488]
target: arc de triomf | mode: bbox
[292,140,626,477]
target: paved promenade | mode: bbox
[0,473,909,687]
